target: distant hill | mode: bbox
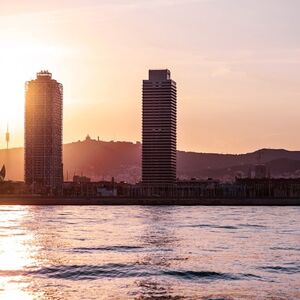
[1,139,300,182]
[177,149,300,180]
[192,158,300,180]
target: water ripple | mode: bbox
[72,245,144,253]
[259,265,300,274]
[185,224,238,230]
[30,264,262,282]
[0,206,299,299]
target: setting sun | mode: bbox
[0,32,65,148]
[0,1,300,300]
[0,0,300,153]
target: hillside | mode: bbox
[1,138,300,182]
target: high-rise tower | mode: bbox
[5,124,10,150]
[142,69,177,185]
[25,71,63,193]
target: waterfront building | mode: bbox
[25,71,63,193]
[142,69,177,185]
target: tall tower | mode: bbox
[142,69,177,185]
[5,124,10,150]
[25,71,63,193]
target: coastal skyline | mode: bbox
[1,0,300,153]
[0,2,300,299]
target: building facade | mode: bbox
[25,71,63,193]
[142,69,177,185]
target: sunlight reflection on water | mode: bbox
[0,206,299,299]
[0,207,33,299]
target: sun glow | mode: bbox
[0,0,300,153]
[0,33,65,148]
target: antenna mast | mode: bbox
[5,124,10,150]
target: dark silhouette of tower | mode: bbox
[5,124,10,150]
[25,71,63,193]
[142,69,177,185]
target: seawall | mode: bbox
[0,195,299,205]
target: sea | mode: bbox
[0,206,299,299]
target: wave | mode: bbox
[185,224,238,230]
[185,223,268,230]
[72,245,144,253]
[30,263,156,280]
[270,246,300,251]
[29,264,261,282]
[259,265,300,274]
[237,224,267,228]
[163,270,238,280]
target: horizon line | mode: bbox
[0,139,294,156]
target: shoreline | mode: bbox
[0,195,299,205]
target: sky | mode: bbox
[0,0,299,153]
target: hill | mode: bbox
[1,138,300,182]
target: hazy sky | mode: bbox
[0,0,299,153]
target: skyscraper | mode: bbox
[25,71,63,193]
[142,69,177,185]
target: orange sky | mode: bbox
[0,0,299,153]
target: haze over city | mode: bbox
[1,0,300,153]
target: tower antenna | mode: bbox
[5,123,10,150]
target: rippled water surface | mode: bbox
[0,206,299,299]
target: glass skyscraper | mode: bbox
[25,71,63,193]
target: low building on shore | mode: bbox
[0,181,28,195]
[128,178,221,198]
[1,176,300,200]
[235,178,300,198]
[62,178,129,197]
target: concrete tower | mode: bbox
[142,69,177,185]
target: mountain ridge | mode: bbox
[1,139,300,182]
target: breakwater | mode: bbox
[0,195,299,205]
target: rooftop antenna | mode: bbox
[5,124,10,150]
